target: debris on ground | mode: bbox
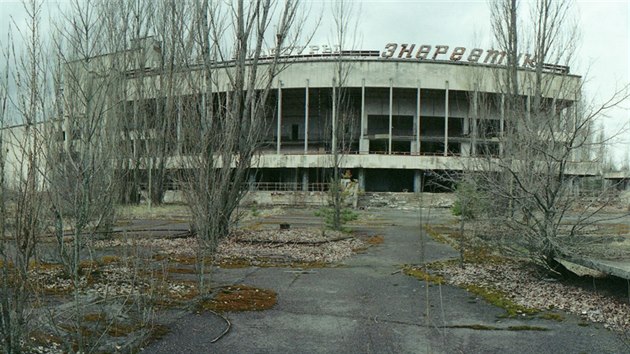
[427,260,630,332]
[94,228,365,265]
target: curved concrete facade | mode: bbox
[271,58,579,100]
[213,56,586,192]
[61,46,589,193]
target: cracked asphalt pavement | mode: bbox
[144,209,629,353]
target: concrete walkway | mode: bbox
[144,209,629,353]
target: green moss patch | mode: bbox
[446,324,548,331]
[403,265,445,285]
[506,325,548,331]
[449,324,497,330]
[540,312,564,322]
[464,284,539,318]
[423,225,451,245]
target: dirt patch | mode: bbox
[198,285,277,312]
[366,235,384,245]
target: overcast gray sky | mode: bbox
[1,0,629,163]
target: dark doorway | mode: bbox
[365,169,414,192]
[291,124,299,141]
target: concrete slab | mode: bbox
[561,255,630,281]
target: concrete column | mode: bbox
[472,87,478,156]
[500,94,505,156]
[388,78,393,154]
[277,80,282,154]
[304,79,309,154]
[131,99,139,167]
[526,89,531,122]
[444,80,449,156]
[413,170,423,193]
[332,78,337,154]
[251,90,256,123]
[302,169,309,192]
[359,79,369,154]
[176,95,182,155]
[360,78,366,151]
[248,173,256,192]
[416,83,421,155]
[568,177,580,197]
[552,98,557,131]
[358,168,366,192]
[225,88,230,113]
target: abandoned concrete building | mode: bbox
[3,38,607,199]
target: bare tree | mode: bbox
[0,1,50,352]
[179,0,302,290]
[44,0,123,350]
[325,0,360,231]
[475,0,630,272]
[104,0,157,206]
[143,0,189,206]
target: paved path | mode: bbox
[144,209,629,353]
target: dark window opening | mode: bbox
[477,119,501,138]
[365,169,414,192]
[368,115,414,136]
[420,116,444,137]
[291,124,299,141]
[448,118,464,137]
[367,115,389,135]
[369,140,388,153]
[423,172,454,193]
[446,142,461,155]
[391,141,410,154]
[420,141,444,155]
[476,142,500,157]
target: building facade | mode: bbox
[183,46,585,193]
[2,40,591,196]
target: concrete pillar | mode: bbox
[293,168,299,191]
[304,79,309,154]
[413,170,423,193]
[302,169,309,192]
[332,78,337,154]
[359,79,370,154]
[251,90,256,124]
[388,78,393,154]
[358,168,366,192]
[526,90,531,122]
[176,95,182,155]
[471,87,478,156]
[416,83,421,155]
[248,173,256,192]
[444,80,449,156]
[500,94,505,156]
[277,80,282,154]
[225,88,230,113]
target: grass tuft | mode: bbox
[464,284,539,318]
[403,265,445,285]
